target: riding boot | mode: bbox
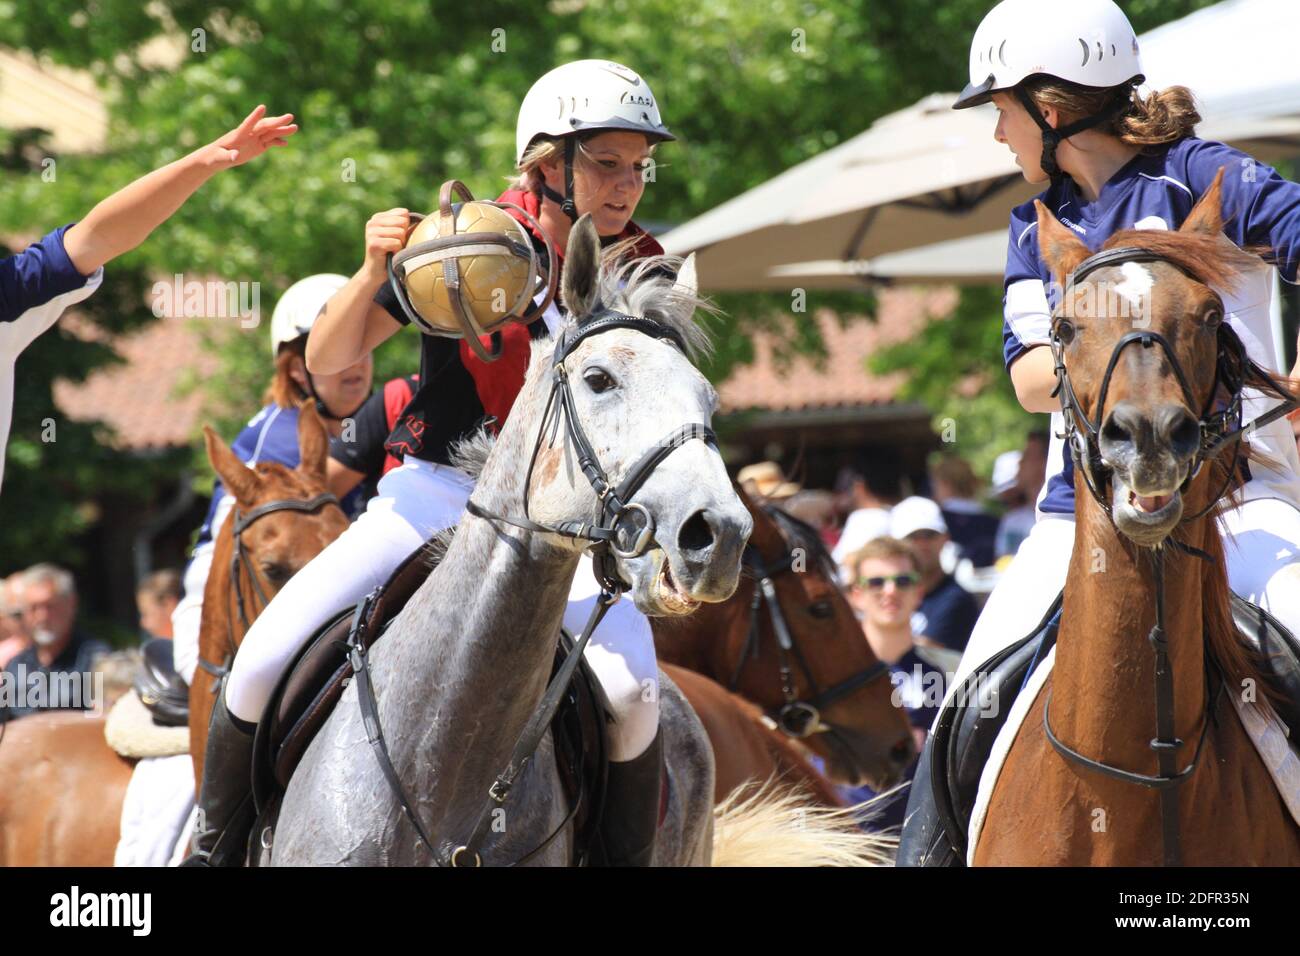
[181,692,257,867]
[897,734,960,867]
[595,729,662,867]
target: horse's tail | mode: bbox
[709,778,898,867]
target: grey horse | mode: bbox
[268,216,751,865]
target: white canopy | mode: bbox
[664,0,1300,291]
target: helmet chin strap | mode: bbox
[1014,86,1133,185]
[540,136,580,224]
[299,370,365,423]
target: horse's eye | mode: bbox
[1054,319,1076,345]
[584,369,616,393]
[807,601,835,620]
[260,562,291,585]
[1205,308,1224,329]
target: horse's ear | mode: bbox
[1035,200,1091,284]
[204,425,259,504]
[296,400,329,485]
[1181,166,1226,237]
[674,253,699,299]
[561,214,601,319]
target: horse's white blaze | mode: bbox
[1115,262,1154,312]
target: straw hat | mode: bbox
[737,461,801,500]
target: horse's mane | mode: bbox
[763,503,840,583]
[1101,228,1263,295]
[573,252,717,362]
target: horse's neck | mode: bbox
[1054,493,1210,767]
[369,398,582,838]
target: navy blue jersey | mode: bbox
[1002,137,1300,516]
[193,403,366,550]
[1,225,91,324]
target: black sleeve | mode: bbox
[374,280,408,326]
[330,388,392,479]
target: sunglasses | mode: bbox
[856,573,920,591]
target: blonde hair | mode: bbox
[511,133,659,197]
[1022,78,1201,147]
[846,537,918,580]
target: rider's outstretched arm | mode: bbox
[61,105,297,276]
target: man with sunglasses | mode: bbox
[891,496,980,653]
[842,537,948,828]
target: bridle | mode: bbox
[348,310,720,867]
[195,492,339,689]
[1043,244,1299,866]
[727,513,890,766]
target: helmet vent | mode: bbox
[998,39,1007,67]
[1078,37,1090,67]
[1096,41,1104,61]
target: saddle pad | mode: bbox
[105,688,190,758]
[113,753,196,866]
[964,651,1300,864]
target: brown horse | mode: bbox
[188,409,347,788]
[665,664,846,806]
[975,170,1300,865]
[0,404,346,866]
[655,489,915,793]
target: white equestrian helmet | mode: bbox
[514,59,676,167]
[954,0,1144,109]
[269,273,349,357]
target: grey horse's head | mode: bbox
[521,215,752,615]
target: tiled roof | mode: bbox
[50,285,956,452]
[53,314,224,452]
[717,286,957,414]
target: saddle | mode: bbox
[134,638,190,728]
[248,542,612,863]
[898,589,1300,867]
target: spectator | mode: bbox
[996,431,1049,561]
[737,461,800,501]
[831,459,903,569]
[0,573,31,668]
[839,537,948,829]
[992,451,1032,560]
[930,454,1000,568]
[780,489,839,547]
[891,496,980,652]
[0,563,109,722]
[136,569,182,642]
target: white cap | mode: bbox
[515,59,675,166]
[991,450,1023,496]
[831,507,894,569]
[270,273,349,357]
[891,496,948,540]
[954,0,1143,109]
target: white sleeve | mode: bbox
[170,493,234,686]
[1004,278,1053,351]
[0,268,104,494]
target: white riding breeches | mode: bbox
[223,457,660,762]
[943,495,1300,712]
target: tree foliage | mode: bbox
[0,0,1221,567]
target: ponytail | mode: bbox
[1021,77,1201,149]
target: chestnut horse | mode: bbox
[0,405,346,866]
[976,170,1300,865]
[655,490,915,797]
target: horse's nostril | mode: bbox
[678,509,715,554]
[1101,414,1133,448]
[1167,409,1201,458]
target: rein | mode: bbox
[349,311,718,867]
[727,522,890,752]
[1044,244,1298,866]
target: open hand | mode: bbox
[204,104,298,170]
